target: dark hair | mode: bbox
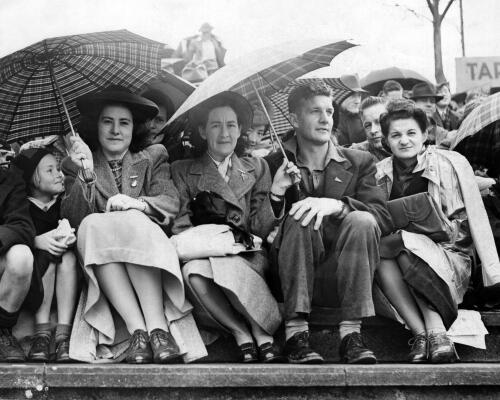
[189,100,247,158]
[382,80,403,94]
[380,99,429,137]
[359,96,386,115]
[77,102,149,153]
[287,82,333,114]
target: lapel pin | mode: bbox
[237,169,246,181]
[130,175,138,187]
[334,177,342,182]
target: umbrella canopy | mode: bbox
[167,38,356,125]
[360,66,431,96]
[0,29,165,144]
[450,92,500,149]
[141,70,195,112]
[450,92,500,174]
[270,77,353,137]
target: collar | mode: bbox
[284,135,346,170]
[28,196,58,211]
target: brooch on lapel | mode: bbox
[334,176,343,183]
[130,175,138,188]
[237,169,246,181]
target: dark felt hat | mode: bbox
[188,91,253,133]
[410,82,444,101]
[12,147,52,184]
[140,88,175,120]
[77,86,159,123]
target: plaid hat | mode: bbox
[12,147,52,184]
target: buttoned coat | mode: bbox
[61,144,179,231]
[171,153,282,334]
[171,152,279,238]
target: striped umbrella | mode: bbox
[269,77,353,137]
[0,29,164,144]
[167,38,356,125]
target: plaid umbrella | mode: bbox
[450,92,500,150]
[167,38,355,125]
[0,29,164,144]
[360,66,430,96]
[269,77,353,137]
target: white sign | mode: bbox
[456,57,500,93]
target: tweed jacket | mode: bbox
[0,169,34,254]
[171,153,280,239]
[61,144,180,232]
[265,137,393,236]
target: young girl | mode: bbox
[13,148,79,362]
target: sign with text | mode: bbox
[456,57,500,93]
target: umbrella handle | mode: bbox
[250,82,301,193]
[48,59,94,183]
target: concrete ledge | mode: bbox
[3,363,500,389]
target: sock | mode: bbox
[34,322,52,338]
[285,318,309,341]
[0,305,19,329]
[55,324,72,342]
[426,327,447,335]
[338,320,361,340]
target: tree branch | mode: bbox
[440,0,455,22]
[426,0,433,13]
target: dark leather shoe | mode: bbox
[55,337,71,362]
[149,329,181,363]
[408,333,428,363]
[238,342,258,363]
[0,328,26,362]
[283,331,324,364]
[28,334,51,362]
[428,332,459,363]
[125,329,152,364]
[339,332,377,364]
[258,342,284,363]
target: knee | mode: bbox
[3,245,33,280]
[59,251,77,271]
[343,211,379,234]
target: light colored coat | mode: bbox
[376,146,500,304]
[61,145,207,362]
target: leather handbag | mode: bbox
[387,192,450,242]
[189,190,255,249]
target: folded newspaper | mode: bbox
[447,309,488,349]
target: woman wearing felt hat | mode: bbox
[61,86,206,364]
[170,91,299,362]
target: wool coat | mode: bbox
[171,153,282,334]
